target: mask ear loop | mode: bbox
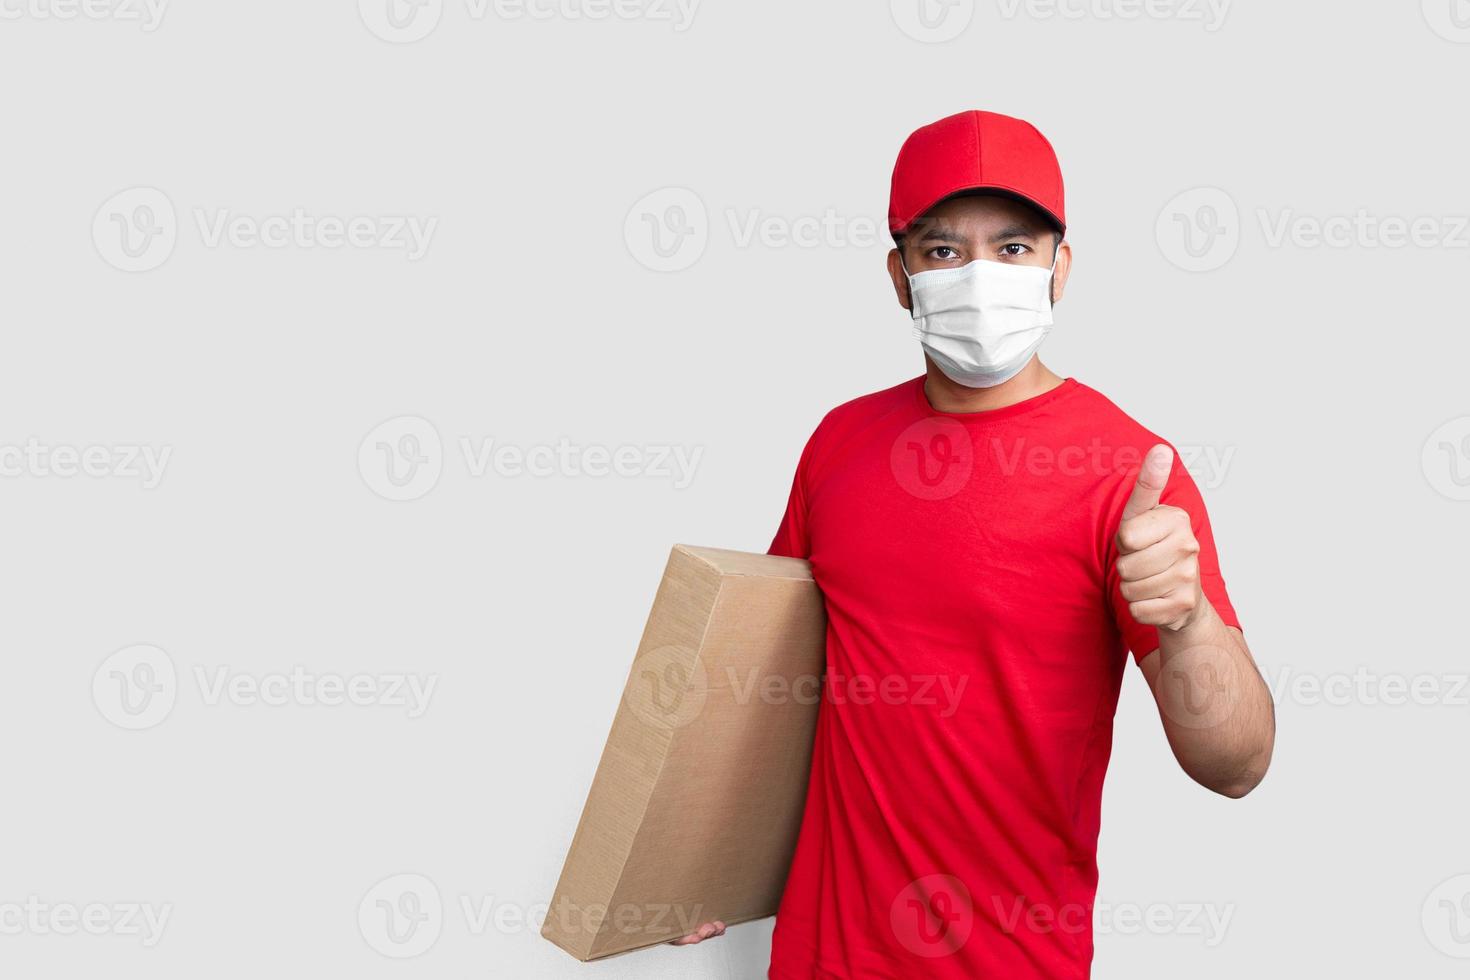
[897,243,920,321]
[1046,232,1064,307]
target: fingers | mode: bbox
[671,921,727,946]
[1115,449,1201,632]
[1126,593,1199,631]
[1116,504,1190,554]
[1121,535,1204,631]
[1121,444,1173,522]
[1118,555,1200,603]
[1116,528,1200,581]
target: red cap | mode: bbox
[888,110,1065,239]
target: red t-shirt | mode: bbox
[766,376,1239,980]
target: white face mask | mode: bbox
[904,247,1059,389]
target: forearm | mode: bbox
[1141,600,1275,798]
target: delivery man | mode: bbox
[676,109,1275,979]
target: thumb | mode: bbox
[1121,444,1173,521]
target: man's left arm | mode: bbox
[1116,445,1276,798]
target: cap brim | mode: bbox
[893,184,1065,239]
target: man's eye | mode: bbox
[930,247,959,261]
[1000,243,1031,257]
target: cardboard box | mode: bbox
[542,544,826,961]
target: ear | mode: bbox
[1050,240,1073,305]
[887,247,913,311]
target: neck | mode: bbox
[922,356,1065,414]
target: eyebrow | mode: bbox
[914,222,1041,246]
[915,224,970,245]
[988,224,1040,243]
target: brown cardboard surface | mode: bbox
[542,545,826,961]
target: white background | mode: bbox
[3,0,1469,976]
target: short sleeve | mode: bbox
[1107,449,1241,662]
[768,430,818,560]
